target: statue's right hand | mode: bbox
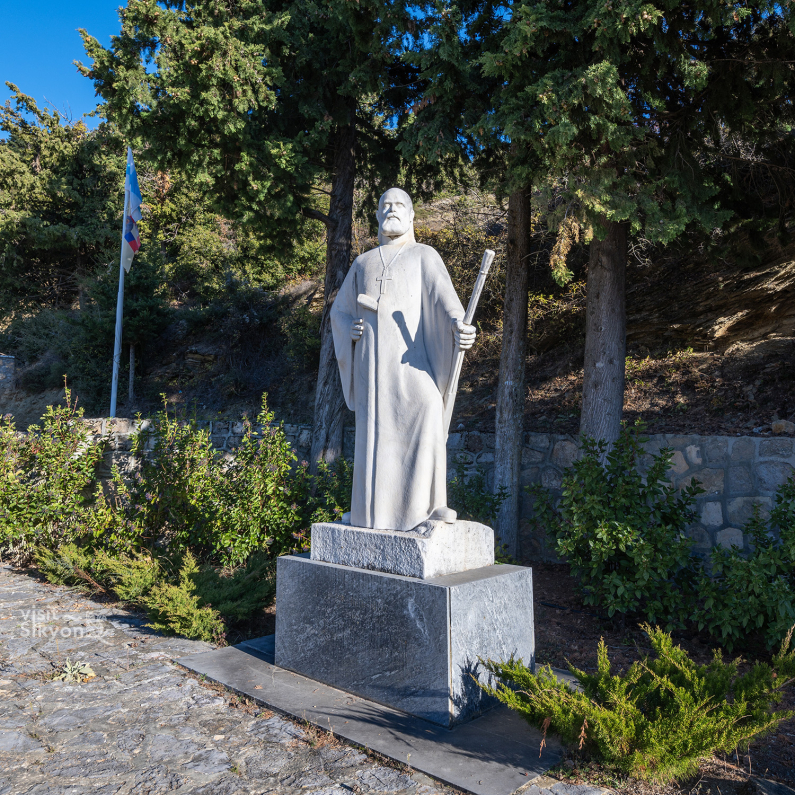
[351,318,364,341]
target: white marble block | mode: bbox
[310,519,494,579]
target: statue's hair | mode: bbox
[378,187,413,213]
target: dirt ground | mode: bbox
[532,564,795,795]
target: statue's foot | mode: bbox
[430,506,457,524]
[340,512,352,525]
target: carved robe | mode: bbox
[330,243,465,531]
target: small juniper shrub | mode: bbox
[481,624,795,784]
[529,421,703,628]
[34,543,276,643]
[695,475,795,651]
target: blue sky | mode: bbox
[0,0,122,127]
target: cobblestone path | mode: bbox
[0,565,452,795]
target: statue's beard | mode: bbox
[381,217,411,237]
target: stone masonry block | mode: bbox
[106,418,134,434]
[716,527,744,549]
[551,440,578,469]
[446,433,462,449]
[525,433,551,451]
[466,434,484,453]
[210,434,228,449]
[310,520,494,580]
[756,462,795,495]
[685,445,703,466]
[682,468,724,496]
[520,467,541,486]
[759,438,794,458]
[644,435,666,455]
[727,465,754,495]
[704,438,729,464]
[690,526,712,550]
[727,497,772,526]
[541,468,563,491]
[668,451,689,475]
[275,556,534,727]
[522,447,545,465]
[731,438,756,461]
[700,502,723,528]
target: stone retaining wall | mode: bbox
[0,355,14,395]
[80,419,795,562]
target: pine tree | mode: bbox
[78,0,419,464]
[0,85,126,318]
[481,0,795,445]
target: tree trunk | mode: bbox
[580,219,628,448]
[129,343,135,403]
[494,187,531,558]
[310,118,356,471]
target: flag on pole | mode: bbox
[121,147,142,273]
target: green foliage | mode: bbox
[305,458,354,525]
[86,394,339,565]
[3,388,349,642]
[695,477,795,651]
[531,422,703,626]
[0,85,125,318]
[34,543,276,644]
[53,659,96,682]
[279,305,322,371]
[448,461,508,527]
[0,386,104,560]
[188,552,276,624]
[79,0,418,242]
[478,1,795,246]
[210,399,304,564]
[482,625,795,783]
[143,553,227,643]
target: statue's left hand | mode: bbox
[454,319,476,351]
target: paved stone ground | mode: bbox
[0,564,609,795]
[0,564,456,795]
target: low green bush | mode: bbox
[89,394,321,564]
[448,461,508,526]
[482,624,795,783]
[695,476,795,651]
[0,386,104,561]
[529,422,703,627]
[34,543,276,643]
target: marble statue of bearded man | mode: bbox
[330,188,476,531]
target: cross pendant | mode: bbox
[375,270,393,295]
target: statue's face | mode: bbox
[377,189,414,239]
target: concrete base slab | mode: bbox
[176,637,563,795]
[275,556,535,726]
[310,519,494,579]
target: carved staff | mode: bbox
[443,249,495,435]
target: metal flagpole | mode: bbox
[109,179,130,418]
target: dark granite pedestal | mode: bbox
[275,554,535,727]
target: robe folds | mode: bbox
[330,242,465,531]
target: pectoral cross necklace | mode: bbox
[376,242,408,295]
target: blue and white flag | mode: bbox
[121,147,142,273]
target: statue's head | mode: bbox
[377,188,415,244]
